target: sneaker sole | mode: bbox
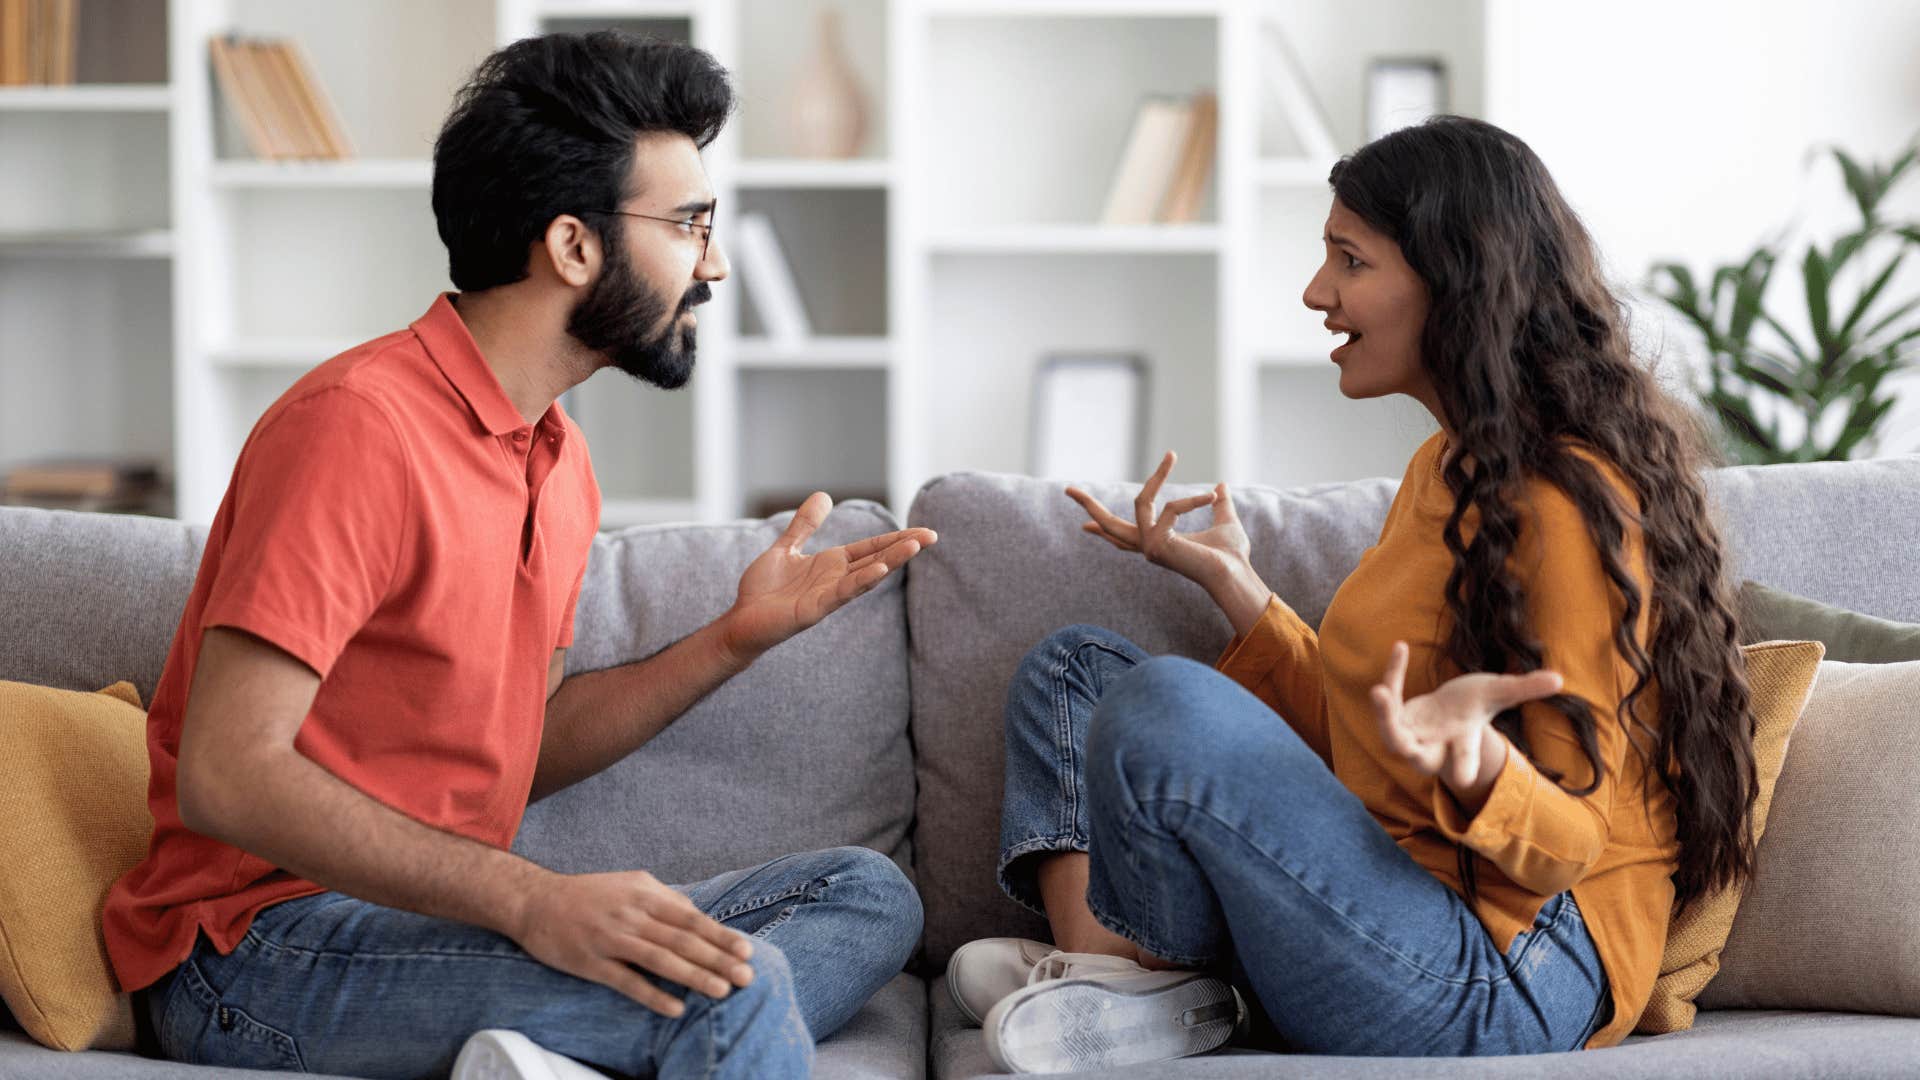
[451,1030,553,1080]
[986,974,1241,1074]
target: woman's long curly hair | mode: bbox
[1330,116,1755,916]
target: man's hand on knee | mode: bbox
[508,869,758,1018]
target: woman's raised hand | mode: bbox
[1067,453,1268,632]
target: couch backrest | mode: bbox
[903,456,1920,967]
[0,501,917,886]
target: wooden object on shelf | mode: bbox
[208,35,353,160]
[2,458,166,514]
[1,0,75,86]
[1158,90,1218,224]
[788,4,869,159]
[1100,96,1192,225]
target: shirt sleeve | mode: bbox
[199,387,410,679]
[1214,594,1333,766]
[1429,470,1651,896]
[555,562,586,649]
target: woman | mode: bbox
[949,116,1757,1073]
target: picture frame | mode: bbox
[1365,58,1449,143]
[1028,353,1150,482]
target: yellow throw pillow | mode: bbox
[1635,639,1825,1033]
[0,680,152,1051]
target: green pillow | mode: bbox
[1738,580,1920,663]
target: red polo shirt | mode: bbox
[104,294,600,992]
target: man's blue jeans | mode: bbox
[142,846,921,1078]
[997,625,1614,1056]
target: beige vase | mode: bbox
[788,5,869,159]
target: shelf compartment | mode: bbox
[735,186,889,338]
[737,368,888,518]
[924,14,1217,229]
[1253,365,1438,489]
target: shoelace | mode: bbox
[1026,949,1147,986]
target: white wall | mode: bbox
[1485,0,1920,457]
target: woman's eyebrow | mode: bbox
[1325,231,1363,251]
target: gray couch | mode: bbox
[4,455,1918,1078]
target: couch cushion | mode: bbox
[0,680,151,1051]
[1636,640,1824,1034]
[1738,579,1920,662]
[0,975,926,1080]
[928,973,1920,1079]
[0,508,205,702]
[903,456,1920,970]
[1699,659,1920,1017]
[512,501,917,884]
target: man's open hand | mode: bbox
[719,492,936,662]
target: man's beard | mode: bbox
[566,239,708,390]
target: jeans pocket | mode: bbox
[161,956,306,1071]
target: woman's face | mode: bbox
[1302,198,1436,409]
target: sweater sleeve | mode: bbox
[1214,594,1333,766]
[1429,466,1652,896]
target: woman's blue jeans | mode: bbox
[142,845,921,1078]
[998,625,1614,1056]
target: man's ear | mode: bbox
[537,214,598,288]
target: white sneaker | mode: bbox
[451,1029,612,1080]
[945,937,1057,1025]
[981,954,1245,1074]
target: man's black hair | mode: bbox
[432,31,734,292]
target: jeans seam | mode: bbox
[1134,793,1516,990]
[715,874,833,923]
[1053,637,1143,848]
[237,929,550,966]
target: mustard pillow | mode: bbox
[0,679,152,1051]
[1635,639,1825,1033]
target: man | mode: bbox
[103,31,931,1080]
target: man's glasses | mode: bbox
[583,200,716,262]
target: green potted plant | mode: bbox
[1650,139,1920,464]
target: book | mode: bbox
[0,0,77,86]
[735,213,813,345]
[1100,97,1193,226]
[4,459,162,500]
[1259,24,1338,161]
[208,35,353,160]
[1158,90,1218,224]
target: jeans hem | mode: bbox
[996,835,1087,918]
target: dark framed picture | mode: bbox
[1366,58,1448,143]
[1028,353,1150,482]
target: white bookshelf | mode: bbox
[1,0,1491,528]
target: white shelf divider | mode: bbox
[209,159,435,190]
[1256,156,1340,187]
[207,338,362,370]
[0,84,173,111]
[735,336,892,369]
[0,229,174,259]
[732,159,894,189]
[925,223,1222,255]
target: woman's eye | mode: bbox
[1344,253,1363,270]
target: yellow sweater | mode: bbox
[1214,430,1677,1050]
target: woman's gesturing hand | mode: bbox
[1066,451,1272,634]
[1369,640,1565,814]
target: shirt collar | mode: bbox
[412,292,552,439]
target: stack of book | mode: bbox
[1099,91,1218,226]
[0,0,78,85]
[208,35,354,161]
[735,213,812,346]
[2,459,167,514]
